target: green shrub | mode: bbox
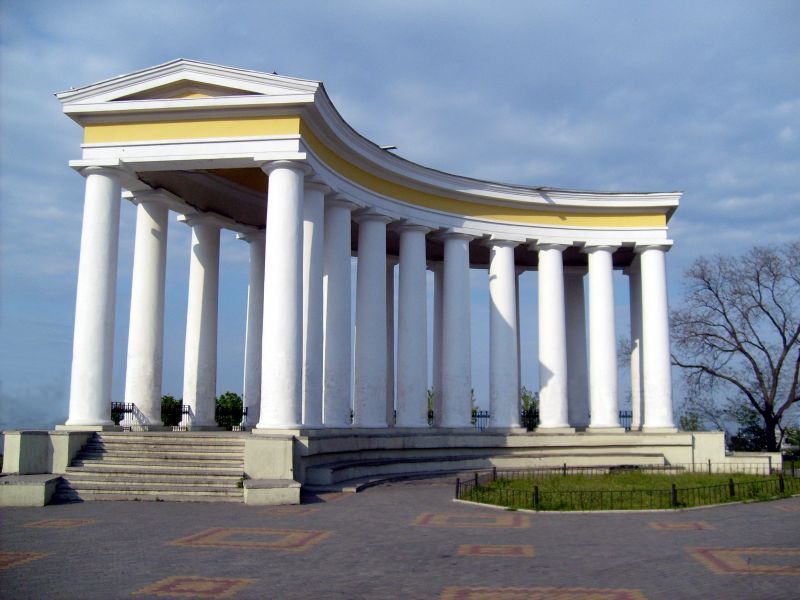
[215,391,243,430]
[161,395,182,427]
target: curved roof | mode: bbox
[58,59,679,245]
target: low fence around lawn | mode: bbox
[455,463,800,511]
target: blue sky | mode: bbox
[1,1,798,430]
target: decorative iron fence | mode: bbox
[472,410,491,430]
[110,402,135,428]
[454,465,799,511]
[174,404,193,431]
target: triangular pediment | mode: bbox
[57,58,320,106]
[115,80,261,101]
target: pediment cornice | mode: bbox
[57,58,320,106]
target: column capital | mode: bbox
[124,188,191,214]
[390,221,432,235]
[430,229,477,242]
[236,229,266,244]
[304,180,331,195]
[482,234,523,249]
[581,242,621,254]
[177,212,229,230]
[530,241,571,252]
[260,160,313,177]
[634,240,673,253]
[352,208,394,225]
[76,165,124,179]
[325,194,361,211]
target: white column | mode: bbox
[564,269,590,429]
[487,240,519,429]
[353,212,392,427]
[515,268,523,404]
[302,182,328,428]
[638,244,676,430]
[179,214,221,428]
[536,243,572,430]
[385,257,397,426]
[66,167,121,427]
[440,233,473,428]
[238,230,265,428]
[258,161,307,429]
[627,264,643,430]
[396,225,430,427]
[124,194,169,426]
[322,197,356,427]
[431,262,444,425]
[584,244,622,430]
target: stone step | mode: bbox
[54,488,244,503]
[77,451,244,462]
[66,464,242,476]
[306,453,666,485]
[72,456,242,468]
[89,437,246,447]
[58,432,247,504]
[59,479,241,492]
[93,436,246,448]
[62,472,241,484]
[97,431,247,439]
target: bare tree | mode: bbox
[671,240,800,451]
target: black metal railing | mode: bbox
[110,402,150,430]
[110,402,135,427]
[173,404,193,431]
[454,465,799,511]
[472,410,491,430]
[619,410,633,431]
[232,407,248,431]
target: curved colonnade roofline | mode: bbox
[58,58,679,266]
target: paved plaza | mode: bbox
[1,478,798,599]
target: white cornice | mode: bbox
[57,58,319,105]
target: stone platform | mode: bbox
[2,429,781,505]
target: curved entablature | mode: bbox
[58,59,679,250]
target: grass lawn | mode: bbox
[461,470,798,511]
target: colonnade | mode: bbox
[65,161,676,433]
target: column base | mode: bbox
[534,427,576,434]
[55,424,122,432]
[641,426,678,434]
[586,426,626,434]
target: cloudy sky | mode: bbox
[1,1,798,430]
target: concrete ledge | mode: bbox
[0,474,61,506]
[642,427,679,434]
[586,427,627,434]
[55,425,122,432]
[535,427,577,434]
[243,479,301,505]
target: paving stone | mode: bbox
[0,478,798,599]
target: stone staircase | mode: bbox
[304,451,668,492]
[54,432,246,503]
